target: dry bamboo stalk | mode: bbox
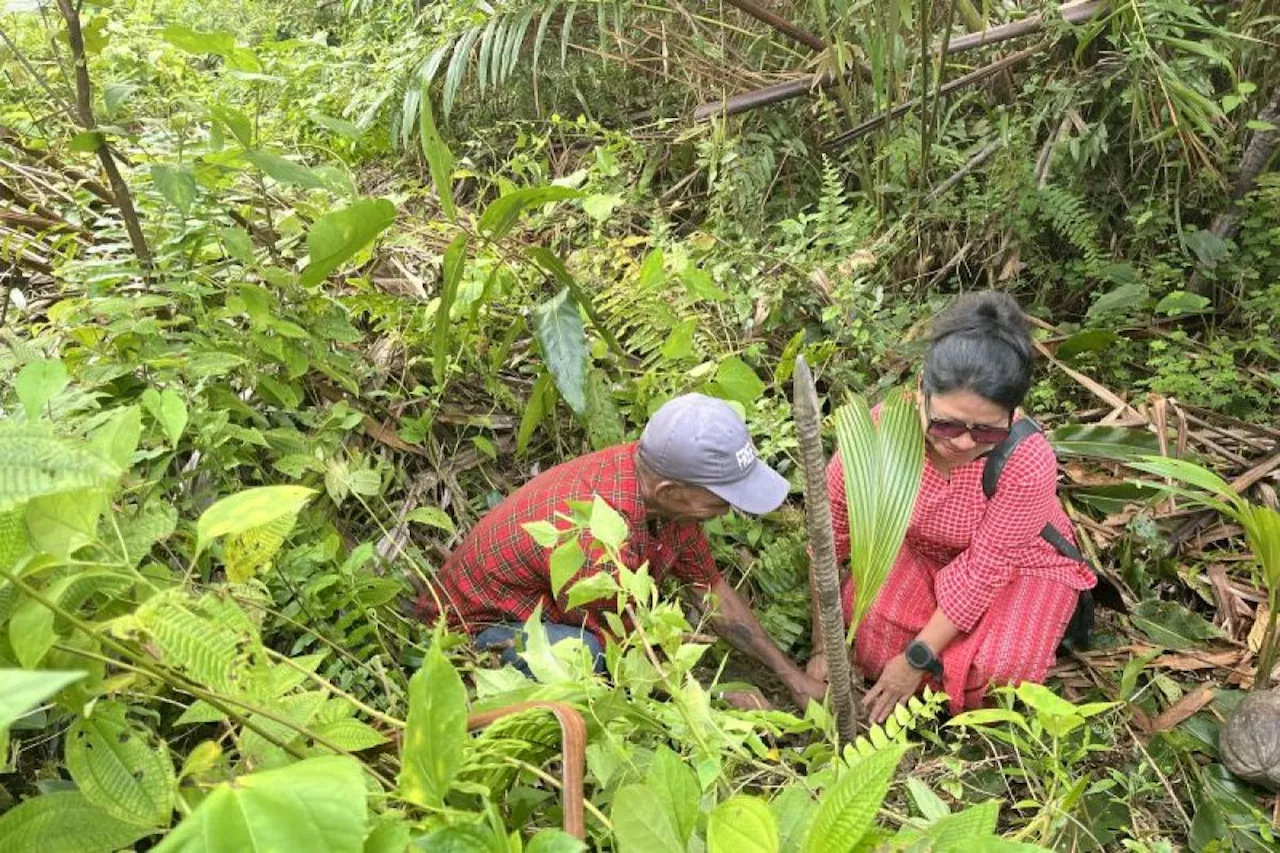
[793,356,860,743]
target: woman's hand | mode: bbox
[785,670,828,710]
[864,654,924,724]
[806,650,829,683]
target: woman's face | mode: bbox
[921,389,1012,467]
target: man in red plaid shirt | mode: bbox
[416,393,825,709]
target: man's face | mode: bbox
[653,482,732,522]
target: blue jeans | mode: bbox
[474,622,605,675]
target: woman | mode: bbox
[808,291,1096,722]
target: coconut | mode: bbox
[1220,688,1280,791]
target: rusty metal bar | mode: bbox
[467,701,587,840]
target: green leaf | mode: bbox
[1130,599,1223,650]
[0,424,121,511]
[589,495,628,552]
[417,89,455,221]
[522,520,562,548]
[195,485,315,554]
[405,506,456,534]
[161,25,236,56]
[210,104,253,147]
[661,318,697,361]
[772,787,817,853]
[904,777,950,821]
[534,288,588,415]
[713,356,766,406]
[1048,425,1162,462]
[478,186,580,239]
[153,756,366,853]
[150,165,198,213]
[300,198,397,287]
[16,358,69,420]
[836,392,925,635]
[223,511,299,583]
[70,131,105,153]
[0,791,154,853]
[67,701,176,828]
[25,488,106,558]
[681,266,729,301]
[1155,291,1213,317]
[611,783,685,853]
[0,669,84,734]
[309,718,389,752]
[564,571,619,610]
[647,745,701,844]
[399,643,467,808]
[637,248,664,289]
[549,537,586,597]
[584,369,625,451]
[925,800,1000,849]
[141,388,188,448]
[243,150,327,190]
[527,829,587,853]
[709,795,780,853]
[1087,283,1149,318]
[518,371,555,455]
[805,744,908,853]
[89,405,142,469]
[1055,330,1118,361]
[434,234,469,383]
[582,193,623,222]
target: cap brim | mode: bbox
[707,464,790,515]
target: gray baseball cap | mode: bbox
[638,393,789,515]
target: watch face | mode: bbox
[906,642,930,668]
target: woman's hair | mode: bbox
[922,291,1033,411]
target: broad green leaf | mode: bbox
[1055,330,1118,360]
[25,488,107,557]
[589,495,627,552]
[244,150,327,190]
[399,643,466,808]
[141,388,188,448]
[533,288,588,415]
[549,537,585,596]
[611,782,685,853]
[210,104,253,147]
[238,691,326,764]
[0,424,121,511]
[300,198,397,287]
[525,246,623,358]
[681,266,729,301]
[637,248,664,289]
[1048,425,1162,462]
[582,193,623,222]
[709,795,780,853]
[1130,598,1223,650]
[67,701,176,828]
[70,130,105,152]
[517,371,555,456]
[1155,291,1212,317]
[565,571,619,610]
[661,318,697,360]
[89,405,142,469]
[584,369,625,451]
[925,800,1000,849]
[1129,456,1236,503]
[10,591,57,668]
[519,606,576,683]
[713,356,766,406]
[415,824,493,852]
[523,520,563,548]
[905,777,951,820]
[153,756,366,853]
[223,511,298,583]
[195,485,315,554]
[0,669,84,733]
[478,186,580,239]
[161,25,236,56]
[1087,282,1148,318]
[526,829,587,853]
[0,791,153,853]
[805,744,908,853]
[836,392,925,635]
[405,506,456,534]
[150,165,198,213]
[417,88,455,221]
[772,786,817,853]
[945,707,1031,732]
[132,591,271,698]
[647,745,700,844]
[434,234,469,383]
[16,358,68,420]
[177,741,221,781]
[309,718,389,752]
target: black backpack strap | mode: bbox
[982,417,1042,500]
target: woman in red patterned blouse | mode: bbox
[807,292,1096,721]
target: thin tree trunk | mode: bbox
[54,0,151,270]
[1189,87,1280,298]
[793,356,860,744]
[722,0,826,53]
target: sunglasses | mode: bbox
[924,396,1012,446]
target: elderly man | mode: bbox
[416,393,825,709]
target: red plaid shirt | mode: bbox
[828,421,1095,633]
[416,443,721,641]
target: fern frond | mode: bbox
[847,685,947,760]
[1037,184,1103,263]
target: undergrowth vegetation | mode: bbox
[1,0,1278,850]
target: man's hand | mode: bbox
[806,650,829,683]
[864,654,924,724]
[784,670,828,711]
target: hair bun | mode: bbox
[923,291,1034,409]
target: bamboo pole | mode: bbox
[693,0,1105,121]
[722,0,826,53]
[793,356,860,744]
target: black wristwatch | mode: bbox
[905,640,943,679]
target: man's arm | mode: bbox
[702,576,826,709]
